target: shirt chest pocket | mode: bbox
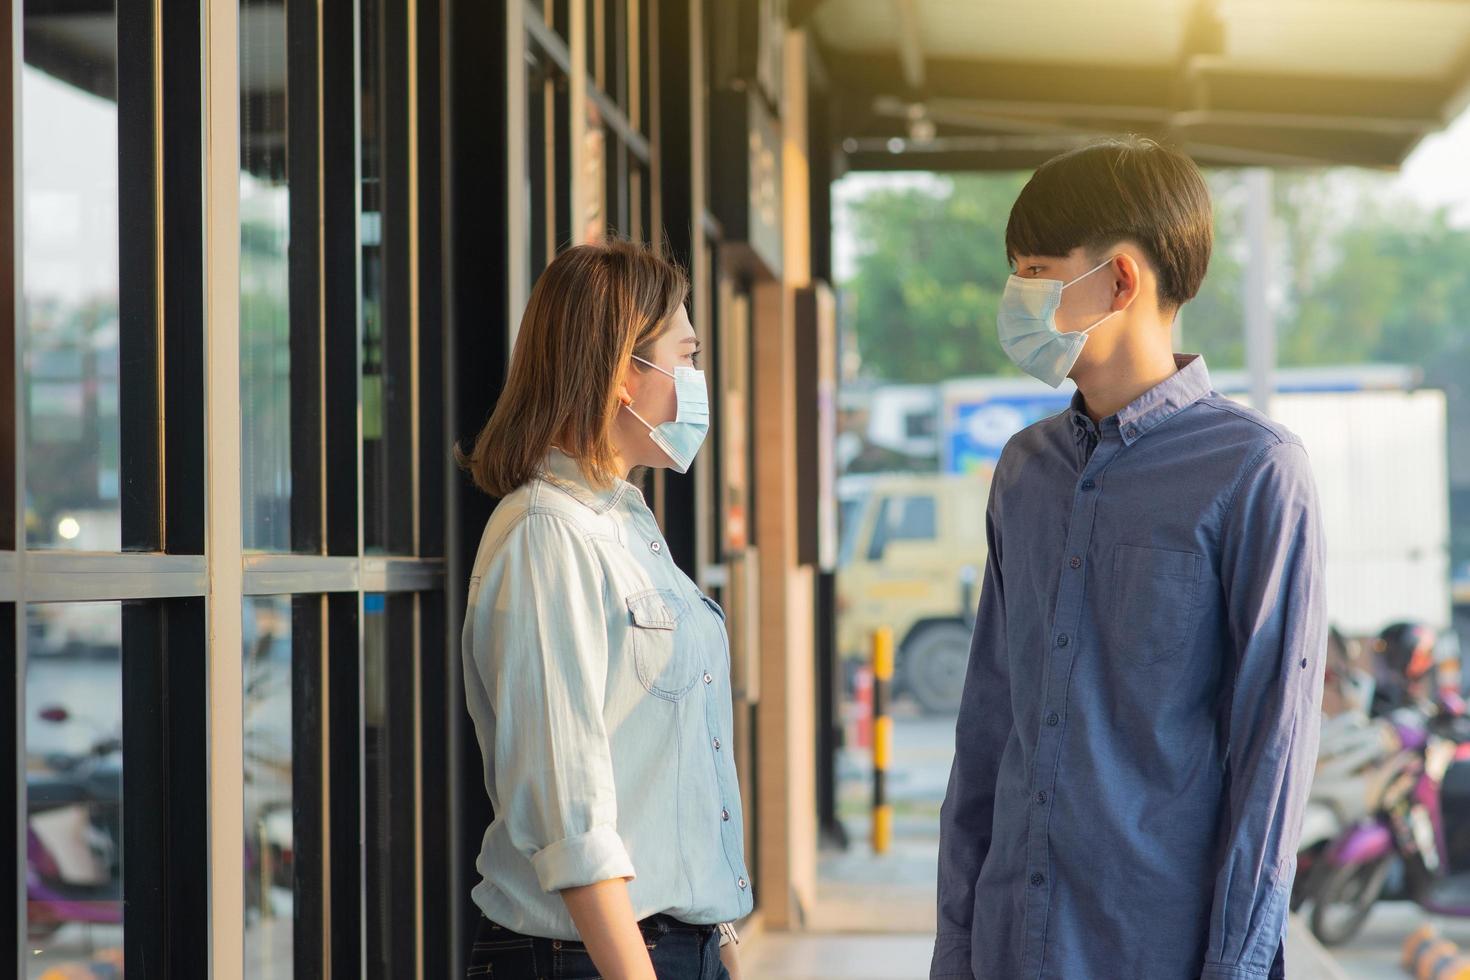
[627,589,698,700]
[1105,544,1204,666]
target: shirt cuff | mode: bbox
[530,825,636,893]
[929,932,973,979]
[1200,964,1269,980]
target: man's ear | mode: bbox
[1111,252,1143,310]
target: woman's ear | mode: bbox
[617,380,634,407]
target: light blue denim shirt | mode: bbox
[462,449,753,941]
[933,356,1327,980]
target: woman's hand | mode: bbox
[561,878,657,980]
[720,938,742,980]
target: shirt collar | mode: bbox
[1069,354,1213,447]
[540,448,634,514]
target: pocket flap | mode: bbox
[627,591,685,630]
[1113,544,1202,580]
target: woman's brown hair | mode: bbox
[455,239,690,497]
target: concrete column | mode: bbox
[753,26,819,931]
[1244,168,1275,417]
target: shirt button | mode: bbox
[1036,791,1048,805]
[1081,479,1096,491]
[1069,556,1082,569]
[1056,634,1069,648]
[704,672,714,684]
[713,737,722,750]
[1046,712,1060,727]
[722,808,730,821]
[738,877,748,889]
[650,541,663,555]
[1126,425,1139,439]
[1030,873,1045,887]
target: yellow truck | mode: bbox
[836,472,991,714]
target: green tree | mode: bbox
[841,168,1470,384]
[844,174,1026,383]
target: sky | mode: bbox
[1389,102,1470,227]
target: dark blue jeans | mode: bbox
[467,913,731,980]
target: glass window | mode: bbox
[582,100,607,242]
[243,595,294,977]
[361,0,415,554]
[25,602,123,977]
[605,0,628,113]
[364,592,416,977]
[240,0,292,551]
[545,0,572,40]
[892,496,938,540]
[837,495,867,569]
[526,42,551,286]
[867,494,937,561]
[904,411,935,439]
[21,1,121,550]
[526,38,572,288]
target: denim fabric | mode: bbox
[467,914,731,980]
[463,450,752,941]
[933,356,1327,980]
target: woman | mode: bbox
[458,240,749,980]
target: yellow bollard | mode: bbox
[1407,926,1441,970]
[1420,940,1462,980]
[872,626,895,855]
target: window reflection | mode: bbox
[21,5,122,550]
[25,602,124,978]
[243,596,294,978]
[240,0,292,551]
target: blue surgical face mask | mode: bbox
[996,256,1123,388]
[624,355,710,474]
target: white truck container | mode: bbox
[936,367,1451,637]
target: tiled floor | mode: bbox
[737,917,1347,980]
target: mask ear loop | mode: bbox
[1067,255,1134,335]
[1062,255,1118,289]
[622,402,657,434]
[1079,308,1123,336]
[631,353,675,379]
[622,354,669,434]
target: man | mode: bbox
[931,137,1326,980]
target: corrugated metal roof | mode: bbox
[804,0,1470,170]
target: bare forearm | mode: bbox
[720,939,742,980]
[561,879,656,980]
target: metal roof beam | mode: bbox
[894,0,926,90]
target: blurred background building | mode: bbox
[6,1,1470,978]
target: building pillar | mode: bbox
[753,27,818,931]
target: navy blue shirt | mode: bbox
[932,356,1326,980]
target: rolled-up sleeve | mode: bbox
[932,497,1011,980]
[470,513,636,893]
[1203,441,1326,980]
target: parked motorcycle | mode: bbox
[1292,710,1403,912]
[1308,707,1470,945]
[26,705,123,940]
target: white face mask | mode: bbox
[995,256,1123,388]
[622,355,710,474]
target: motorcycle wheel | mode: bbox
[1310,855,1393,946]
